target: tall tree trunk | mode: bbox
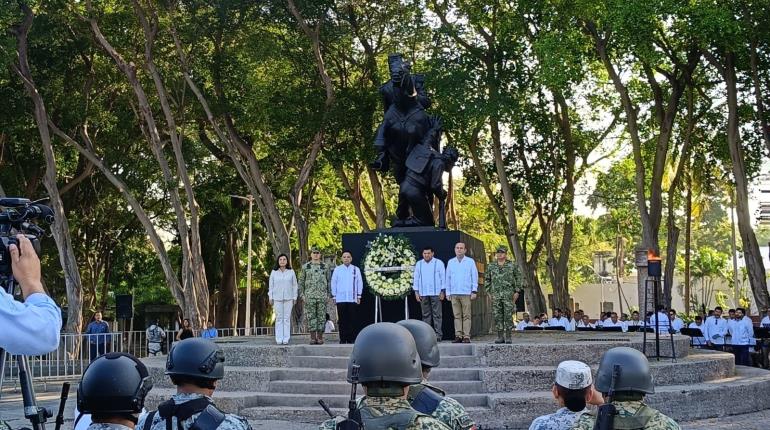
[11,4,83,335]
[217,230,239,329]
[88,6,207,327]
[684,173,692,313]
[367,167,387,229]
[710,51,770,311]
[336,166,371,231]
[663,88,696,309]
[131,0,209,328]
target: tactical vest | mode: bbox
[409,384,444,415]
[359,406,423,430]
[143,398,225,430]
[612,404,657,430]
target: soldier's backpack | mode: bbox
[610,404,657,430]
[409,384,444,415]
[143,398,225,430]
[359,405,426,430]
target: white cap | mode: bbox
[555,360,592,390]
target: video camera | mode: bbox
[0,197,52,281]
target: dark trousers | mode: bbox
[89,342,110,362]
[733,345,751,366]
[337,302,358,344]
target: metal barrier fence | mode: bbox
[1,326,284,390]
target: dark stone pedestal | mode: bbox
[341,228,490,341]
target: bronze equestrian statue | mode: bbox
[370,54,455,228]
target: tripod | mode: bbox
[641,276,677,362]
[0,276,52,430]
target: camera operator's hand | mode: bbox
[9,234,45,299]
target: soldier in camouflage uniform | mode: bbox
[398,319,477,430]
[484,245,523,343]
[75,352,153,430]
[319,323,451,430]
[572,347,680,430]
[138,338,252,430]
[529,360,599,430]
[300,246,332,345]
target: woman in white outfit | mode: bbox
[269,254,298,345]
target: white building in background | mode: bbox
[571,274,736,319]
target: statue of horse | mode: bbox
[370,54,443,226]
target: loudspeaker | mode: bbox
[116,294,133,319]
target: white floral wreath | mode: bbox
[362,234,416,300]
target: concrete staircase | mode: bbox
[143,334,770,429]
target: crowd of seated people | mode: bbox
[514,306,770,369]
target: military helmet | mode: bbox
[595,347,654,394]
[77,352,153,415]
[397,319,440,368]
[166,338,225,380]
[347,322,422,385]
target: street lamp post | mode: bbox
[231,194,254,335]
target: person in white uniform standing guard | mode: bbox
[413,246,446,342]
[446,242,478,343]
[331,251,363,344]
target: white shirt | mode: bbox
[703,316,728,345]
[729,316,754,346]
[445,256,479,296]
[761,316,770,328]
[549,316,570,330]
[688,322,707,346]
[331,264,363,303]
[0,291,61,355]
[324,320,335,333]
[576,321,595,329]
[627,319,643,326]
[602,319,627,332]
[670,317,685,333]
[268,269,298,301]
[413,258,446,296]
[516,320,531,331]
[649,312,671,333]
[565,318,576,332]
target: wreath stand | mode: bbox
[373,294,410,323]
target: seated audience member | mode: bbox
[539,314,550,327]
[649,305,671,333]
[688,316,707,347]
[564,309,576,332]
[528,360,603,430]
[627,311,643,327]
[576,315,594,329]
[549,309,570,330]
[668,309,684,333]
[601,312,627,332]
[516,313,532,331]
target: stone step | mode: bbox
[481,351,735,391]
[267,380,485,395]
[288,354,477,369]
[241,405,490,423]
[148,352,729,393]
[290,343,474,357]
[254,393,489,409]
[268,367,481,382]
